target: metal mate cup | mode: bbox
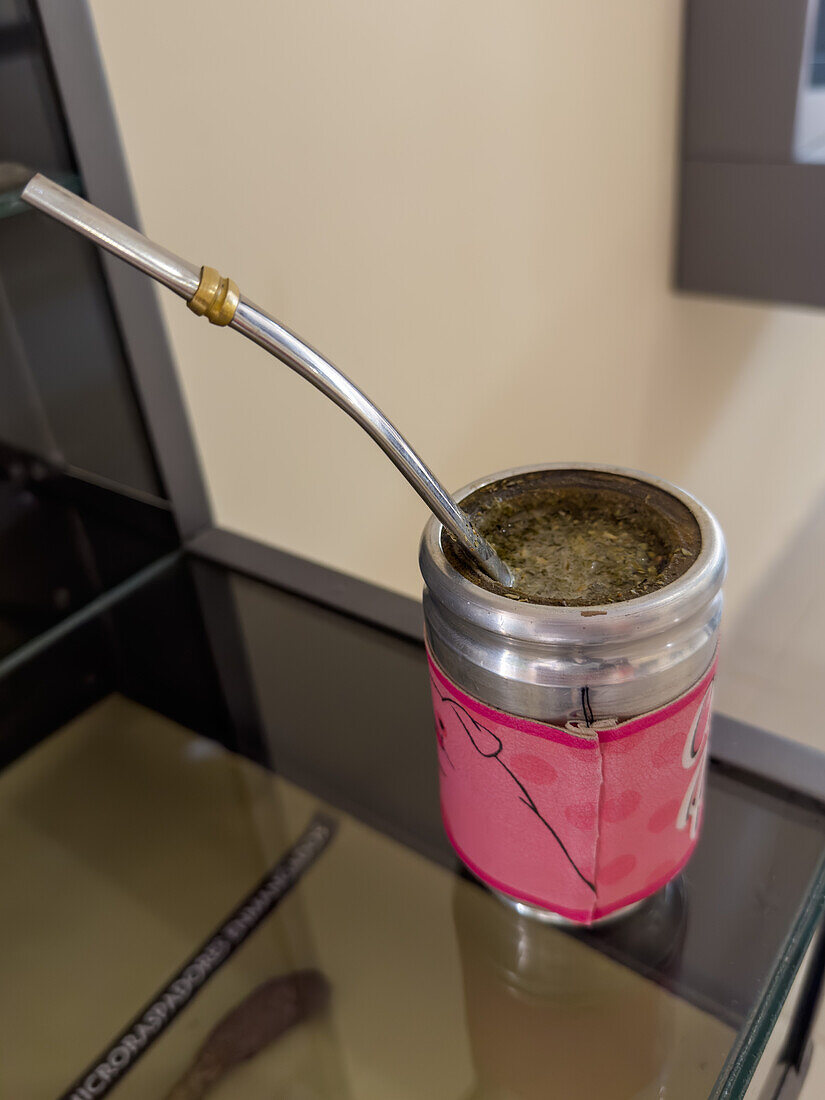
[419,463,727,925]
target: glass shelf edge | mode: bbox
[710,850,825,1099]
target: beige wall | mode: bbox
[87,1,825,740]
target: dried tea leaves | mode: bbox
[445,473,701,607]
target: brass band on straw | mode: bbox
[187,266,240,327]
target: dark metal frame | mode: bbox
[35,0,211,538]
[758,925,825,1099]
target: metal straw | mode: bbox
[22,174,513,588]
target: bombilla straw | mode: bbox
[22,174,513,588]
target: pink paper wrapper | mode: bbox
[428,649,717,924]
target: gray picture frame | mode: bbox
[677,0,825,310]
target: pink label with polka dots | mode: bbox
[428,651,717,924]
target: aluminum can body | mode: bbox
[420,464,726,924]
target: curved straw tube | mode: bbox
[21,174,513,587]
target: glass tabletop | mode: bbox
[1,547,825,1099]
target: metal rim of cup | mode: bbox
[420,462,727,648]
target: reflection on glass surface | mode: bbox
[0,696,350,1099]
[0,693,737,1100]
[1,557,825,1098]
[454,881,732,1099]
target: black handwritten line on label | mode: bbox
[59,814,336,1100]
[441,696,595,893]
